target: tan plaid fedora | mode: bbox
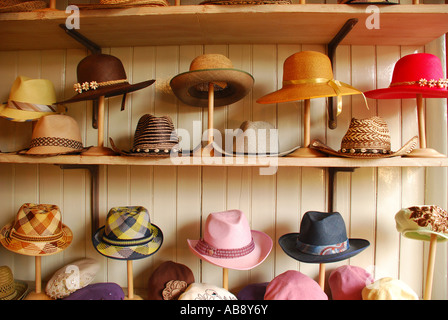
[0,204,73,256]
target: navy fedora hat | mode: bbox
[279,211,370,263]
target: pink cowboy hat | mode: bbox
[364,53,448,99]
[187,209,272,270]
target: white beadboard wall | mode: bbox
[0,0,447,299]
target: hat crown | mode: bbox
[13,203,63,238]
[282,51,334,83]
[131,114,179,152]
[391,53,444,84]
[203,210,252,250]
[31,114,82,141]
[298,211,348,245]
[0,266,15,299]
[77,54,127,84]
[233,121,279,154]
[104,206,152,241]
[189,54,234,71]
[8,76,56,105]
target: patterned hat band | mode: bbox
[73,79,128,94]
[194,238,255,259]
[29,136,83,150]
[101,232,155,247]
[7,100,56,113]
[296,238,349,256]
[9,228,64,243]
[389,78,448,89]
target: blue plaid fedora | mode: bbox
[92,206,163,260]
[279,211,369,263]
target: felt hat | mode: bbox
[170,54,254,108]
[362,277,419,300]
[92,206,163,260]
[45,258,100,299]
[364,53,448,99]
[237,282,268,300]
[311,116,418,158]
[0,0,47,12]
[0,76,60,122]
[279,211,370,264]
[57,53,155,110]
[110,114,180,157]
[395,205,448,242]
[212,120,300,157]
[0,203,73,256]
[264,270,328,300]
[19,114,84,156]
[328,265,374,300]
[63,282,125,300]
[0,266,28,300]
[187,209,272,270]
[256,51,363,116]
[147,260,195,300]
[178,283,237,300]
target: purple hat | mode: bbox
[63,283,124,300]
[237,282,269,300]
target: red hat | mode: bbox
[364,53,448,99]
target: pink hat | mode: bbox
[328,265,374,300]
[187,209,272,270]
[264,270,328,300]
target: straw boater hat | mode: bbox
[75,0,169,9]
[364,53,448,100]
[110,114,180,157]
[311,116,418,158]
[187,209,272,270]
[57,53,155,110]
[0,266,28,300]
[19,114,85,156]
[0,76,60,122]
[92,206,163,260]
[0,0,47,13]
[0,203,73,256]
[170,54,254,108]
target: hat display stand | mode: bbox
[424,233,437,300]
[194,82,216,158]
[24,256,52,300]
[125,260,142,300]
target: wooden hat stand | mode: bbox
[24,256,53,300]
[124,260,142,300]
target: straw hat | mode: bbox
[187,209,272,270]
[0,0,47,13]
[92,206,163,260]
[364,53,448,99]
[200,0,291,4]
[0,266,28,300]
[110,114,180,157]
[311,116,418,158]
[170,54,254,108]
[75,0,169,9]
[0,76,60,122]
[0,203,73,256]
[256,51,363,115]
[395,205,448,242]
[19,114,84,156]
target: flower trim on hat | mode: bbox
[73,79,128,94]
[389,78,448,89]
[408,206,448,234]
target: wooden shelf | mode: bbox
[1,4,447,51]
[1,153,447,167]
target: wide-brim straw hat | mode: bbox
[0,0,47,13]
[110,114,180,157]
[0,203,73,257]
[0,76,61,122]
[0,266,28,300]
[18,114,85,156]
[310,116,418,158]
[92,206,163,260]
[256,51,363,111]
[364,53,448,99]
[75,0,169,9]
[170,54,254,108]
[187,209,273,270]
[200,0,291,4]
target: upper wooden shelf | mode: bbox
[0,4,447,51]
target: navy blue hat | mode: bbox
[279,211,370,263]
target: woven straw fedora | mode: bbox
[0,0,47,12]
[311,116,418,158]
[0,76,60,122]
[0,266,28,300]
[364,53,448,99]
[19,114,84,156]
[92,206,163,260]
[187,209,273,270]
[170,54,254,108]
[75,0,169,9]
[57,54,155,109]
[110,114,180,157]
[0,203,73,256]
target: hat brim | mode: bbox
[57,80,155,105]
[17,146,87,157]
[200,0,291,4]
[212,141,300,157]
[279,232,370,264]
[364,86,448,100]
[92,224,163,260]
[256,82,362,104]
[74,0,169,9]
[0,1,47,13]
[0,104,56,122]
[170,68,254,107]
[310,136,418,158]
[0,222,73,257]
[401,229,448,242]
[187,230,273,270]
[0,280,29,300]
[109,138,180,158]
